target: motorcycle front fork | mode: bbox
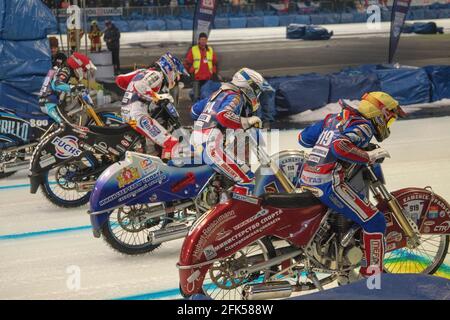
[366,166,421,248]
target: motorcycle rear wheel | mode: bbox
[40,154,98,208]
[383,234,449,275]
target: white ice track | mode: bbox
[1,117,450,300]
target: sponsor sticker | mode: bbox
[433,221,450,233]
[263,181,278,194]
[39,155,56,168]
[51,136,82,159]
[117,167,141,188]
[203,245,217,260]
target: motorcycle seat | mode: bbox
[261,191,322,208]
[88,124,132,135]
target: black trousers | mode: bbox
[192,80,208,102]
[109,47,120,73]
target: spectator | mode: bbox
[67,29,84,54]
[89,20,103,52]
[49,36,67,68]
[104,20,121,75]
[184,32,218,102]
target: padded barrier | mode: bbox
[263,15,280,27]
[180,18,193,30]
[246,16,264,28]
[286,24,306,39]
[165,18,182,30]
[303,25,333,40]
[128,19,147,31]
[0,81,41,113]
[145,19,166,31]
[229,17,247,28]
[276,73,330,114]
[375,67,431,105]
[0,0,57,40]
[0,39,51,80]
[214,17,229,29]
[424,65,450,101]
[329,72,381,103]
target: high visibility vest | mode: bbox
[192,45,214,74]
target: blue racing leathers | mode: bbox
[298,107,386,277]
[38,66,73,123]
[191,84,256,195]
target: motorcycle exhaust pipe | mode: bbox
[75,181,96,192]
[3,160,30,173]
[242,281,293,300]
[149,224,190,245]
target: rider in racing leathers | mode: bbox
[190,68,273,195]
[39,52,96,123]
[298,92,406,280]
[117,52,188,159]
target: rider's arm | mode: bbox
[331,121,374,164]
[298,119,326,148]
[190,98,208,121]
[50,68,71,94]
[216,94,244,129]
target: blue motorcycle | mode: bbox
[89,141,307,255]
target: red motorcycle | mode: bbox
[177,143,450,300]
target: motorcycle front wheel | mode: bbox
[384,234,449,275]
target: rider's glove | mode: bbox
[157,93,174,104]
[241,116,262,130]
[367,148,390,163]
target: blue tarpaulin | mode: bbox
[329,72,380,102]
[0,0,55,112]
[276,73,330,114]
[375,67,431,105]
[424,65,450,101]
[0,39,51,80]
[0,0,56,40]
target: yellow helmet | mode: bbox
[358,92,406,142]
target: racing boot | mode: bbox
[359,231,385,277]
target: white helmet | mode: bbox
[231,68,273,112]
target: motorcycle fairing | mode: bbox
[0,107,53,146]
[89,151,216,214]
[379,187,450,252]
[178,197,326,295]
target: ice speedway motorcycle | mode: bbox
[29,96,183,208]
[177,136,450,300]
[88,128,306,255]
[0,89,121,179]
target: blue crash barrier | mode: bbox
[128,20,147,31]
[0,82,41,113]
[145,19,166,31]
[0,38,51,80]
[214,17,229,29]
[375,67,431,105]
[263,15,280,27]
[424,65,450,101]
[276,73,330,114]
[0,0,56,40]
[246,16,264,28]
[180,18,193,30]
[165,19,182,30]
[229,17,247,29]
[114,20,130,32]
[278,15,296,26]
[329,72,380,103]
[294,15,311,25]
